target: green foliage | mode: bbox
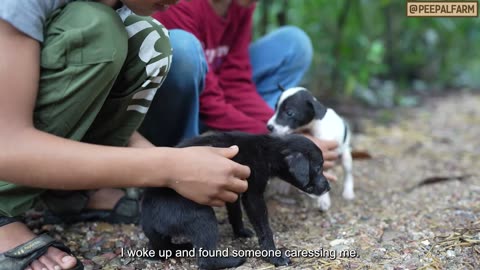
[253,0,480,107]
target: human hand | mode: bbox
[300,134,339,182]
[167,146,250,207]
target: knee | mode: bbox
[61,2,128,79]
[277,26,313,69]
[167,30,207,92]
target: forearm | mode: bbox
[0,127,175,190]
[128,131,155,148]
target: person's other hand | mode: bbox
[300,134,339,182]
[167,145,250,207]
[322,171,338,182]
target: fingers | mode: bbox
[322,150,339,162]
[213,145,251,179]
[206,190,240,207]
[322,139,339,150]
[209,199,226,207]
[217,190,240,203]
[215,145,240,159]
[300,134,338,153]
[324,171,337,182]
[227,177,248,193]
[323,161,335,170]
[232,163,251,180]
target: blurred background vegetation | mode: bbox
[253,0,480,108]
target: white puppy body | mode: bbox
[267,87,354,211]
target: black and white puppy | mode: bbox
[267,87,354,211]
[141,132,330,270]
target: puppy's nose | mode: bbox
[267,124,274,131]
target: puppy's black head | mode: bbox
[267,87,327,135]
[279,134,330,196]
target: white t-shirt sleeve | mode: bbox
[0,0,71,42]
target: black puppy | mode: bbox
[141,132,330,270]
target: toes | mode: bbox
[30,260,47,270]
[39,254,59,270]
[46,247,77,269]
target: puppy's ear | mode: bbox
[284,152,310,186]
[307,98,327,119]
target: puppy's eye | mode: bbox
[286,110,295,117]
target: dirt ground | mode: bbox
[33,91,480,270]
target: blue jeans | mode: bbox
[251,26,313,108]
[140,26,313,146]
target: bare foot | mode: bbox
[0,222,77,270]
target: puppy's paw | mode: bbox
[316,194,331,211]
[267,253,291,266]
[234,228,254,238]
[342,189,355,200]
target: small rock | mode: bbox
[91,255,108,265]
[108,258,123,267]
[95,223,114,232]
[84,252,96,260]
[382,230,402,242]
[82,259,94,266]
[102,240,115,249]
[41,224,54,231]
[330,238,354,247]
[133,262,147,269]
[447,249,456,257]
[330,239,347,246]
[421,240,430,246]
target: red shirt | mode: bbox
[153,0,273,134]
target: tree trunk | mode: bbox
[331,0,353,92]
[260,0,272,36]
[277,0,288,26]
